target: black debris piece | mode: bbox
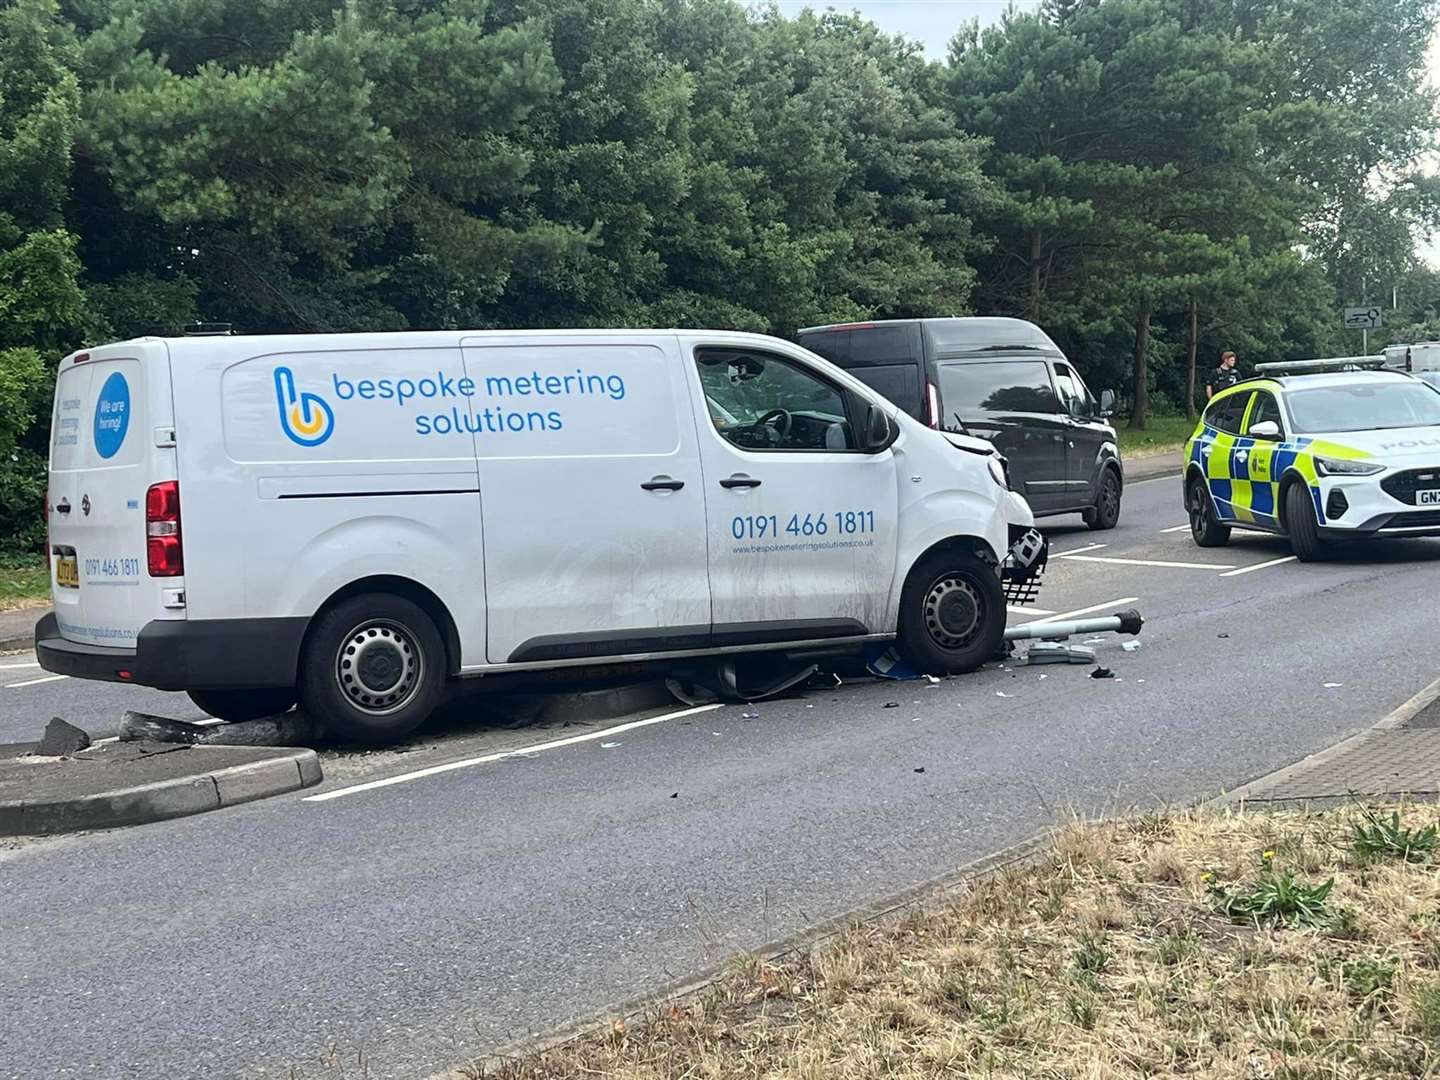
[1090,667,1115,680]
[913,767,926,774]
[37,718,90,757]
[883,702,900,709]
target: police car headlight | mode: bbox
[1314,456,1384,477]
[988,455,1008,488]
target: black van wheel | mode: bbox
[187,687,296,723]
[298,593,446,744]
[896,549,1006,676]
[1083,468,1122,530]
[1187,476,1231,547]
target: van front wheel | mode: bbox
[298,594,446,744]
[896,550,1006,676]
[187,687,296,723]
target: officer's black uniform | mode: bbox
[1209,364,1240,395]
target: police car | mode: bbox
[1184,358,1440,560]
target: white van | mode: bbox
[1384,342,1440,385]
[37,329,1040,741]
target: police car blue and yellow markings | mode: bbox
[1186,384,1377,528]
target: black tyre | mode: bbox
[298,593,446,744]
[896,549,1006,676]
[1084,468,1122,531]
[1284,481,1326,562]
[1187,475,1231,547]
[187,687,296,723]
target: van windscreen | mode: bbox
[939,360,1060,416]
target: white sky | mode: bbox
[767,0,1440,269]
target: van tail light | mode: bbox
[146,481,184,576]
[926,382,941,429]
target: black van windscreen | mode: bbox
[940,360,1060,415]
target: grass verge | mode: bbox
[0,555,49,611]
[463,803,1440,1079]
[1117,414,1197,457]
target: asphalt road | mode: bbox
[6,469,1440,1079]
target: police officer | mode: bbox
[1206,351,1240,399]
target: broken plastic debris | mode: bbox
[883,701,900,709]
[1323,682,1343,689]
[1217,633,1230,639]
[600,742,622,748]
[996,691,1013,698]
[924,675,941,685]
[741,711,760,720]
[913,766,926,774]
[1121,641,1141,652]
[1090,667,1115,680]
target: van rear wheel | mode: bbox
[298,594,446,744]
[896,549,1006,676]
[187,687,296,723]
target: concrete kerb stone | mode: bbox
[1213,671,1440,809]
[0,746,322,836]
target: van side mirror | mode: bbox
[1099,389,1115,418]
[862,403,893,451]
[1249,419,1281,439]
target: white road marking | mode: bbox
[1059,554,1235,571]
[1220,555,1298,577]
[305,702,726,803]
[1050,542,1107,557]
[0,660,41,669]
[1007,604,1056,616]
[1022,597,1140,623]
[6,674,67,688]
[1160,523,1191,533]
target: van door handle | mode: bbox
[720,475,762,489]
[641,476,685,492]
[55,499,71,514]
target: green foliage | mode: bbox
[1350,806,1440,863]
[0,0,1437,553]
[1342,957,1396,1000]
[1209,869,1335,929]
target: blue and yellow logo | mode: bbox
[274,366,335,447]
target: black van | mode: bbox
[797,317,1123,528]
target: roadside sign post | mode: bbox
[1343,306,1383,354]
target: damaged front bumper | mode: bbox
[1002,526,1048,606]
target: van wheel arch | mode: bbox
[907,535,1001,579]
[310,576,462,677]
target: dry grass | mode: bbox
[457,803,1440,1080]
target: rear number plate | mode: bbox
[55,555,79,589]
[1420,490,1440,506]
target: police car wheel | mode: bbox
[1187,477,1230,547]
[897,550,1006,676]
[187,687,296,723]
[1284,481,1326,562]
[1085,469,1122,531]
[299,593,446,744]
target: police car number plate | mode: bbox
[1420,490,1440,506]
[55,554,79,589]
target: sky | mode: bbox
[767,1,1440,272]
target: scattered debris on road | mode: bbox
[1091,667,1115,679]
[37,718,89,757]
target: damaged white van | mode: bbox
[37,329,1043,741]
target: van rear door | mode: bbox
[48,342,178,648]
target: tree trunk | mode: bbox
[1028,229,1042,320]
[1130,307,1151,430]
[1185,297,1198,421]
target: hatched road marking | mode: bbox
[6,674,67,688]
[1220,555,1298,577]
[305,703,726,803]
[1016,597,1140,624]
[1057,554,1236,571]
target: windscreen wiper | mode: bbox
[950,411,972,436]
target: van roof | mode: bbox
[797,316,1062,356]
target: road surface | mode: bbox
[4,471,1438,1079]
